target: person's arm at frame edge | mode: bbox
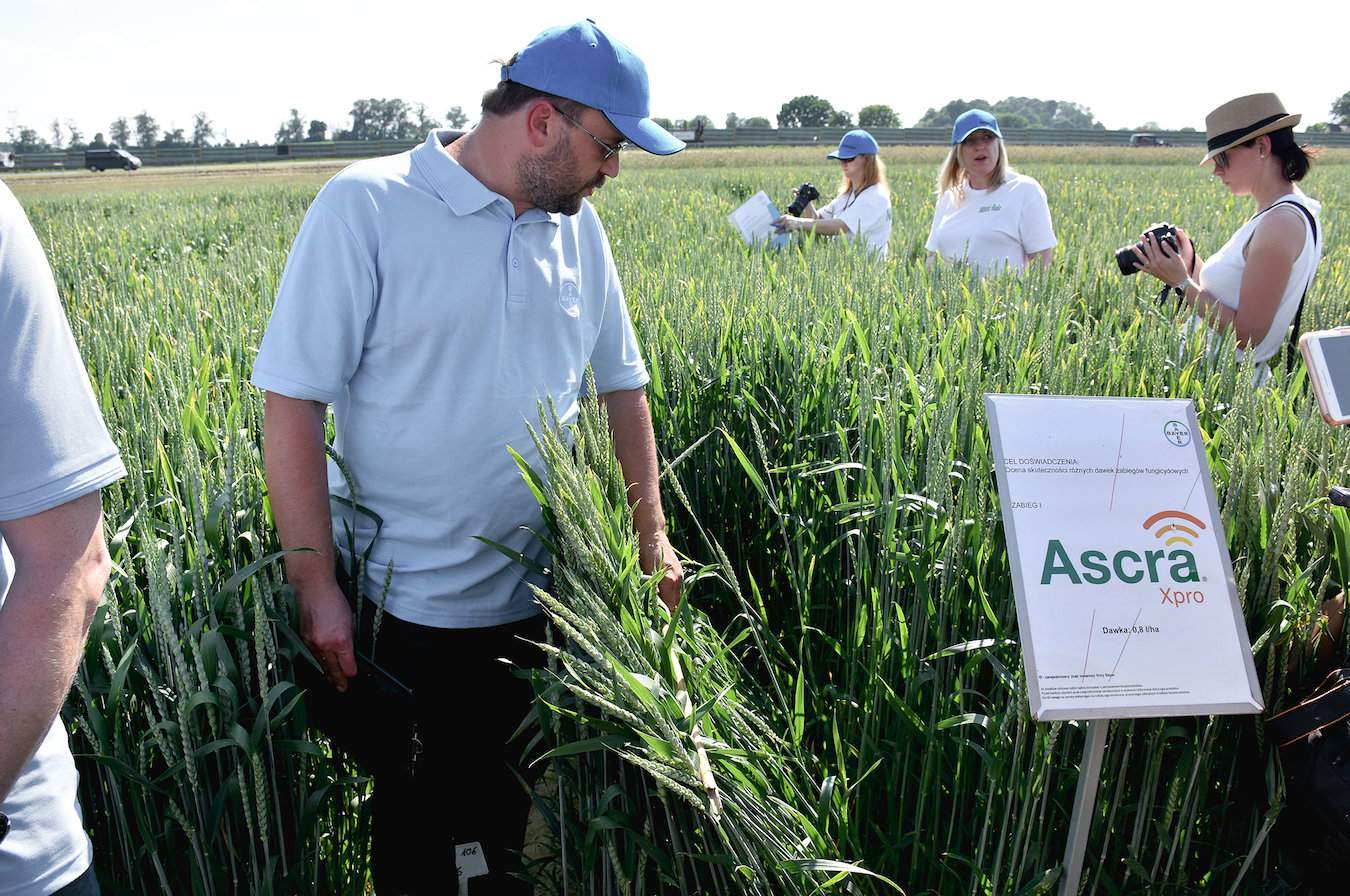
[262,391,357,691]
[0,491,110,801]
[600,388,684,610]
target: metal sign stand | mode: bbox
[1060,719,1109,896]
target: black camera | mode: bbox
[787,182,820,217]
[1115,222,1179,275]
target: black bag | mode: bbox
[294,563,422,779]
[1265,668,1350,888]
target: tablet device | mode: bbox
[1299,327,1350,425]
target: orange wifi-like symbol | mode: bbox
[1142,510,1207,547]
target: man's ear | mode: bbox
[523,99,558,149]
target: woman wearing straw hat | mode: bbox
[925,109,1057,276]
[1133,93,1322,383]
[774,129,893,258]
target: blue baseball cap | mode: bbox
[951,109,1001,145]
[827,129,879,160]
[501,20,684,156]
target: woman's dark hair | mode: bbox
[1248,127,1317,181]
[480,53,583,118]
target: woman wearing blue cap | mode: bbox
[925,109,1056,276]
[775,129,892,257]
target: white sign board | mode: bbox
[985,395,1262,721]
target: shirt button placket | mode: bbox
[507,221,526,301]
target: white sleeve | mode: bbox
[817,194,844,220]
[251,199,378,404]
[587,219,649,396]
[836,189,890,242]
[1018,178,1057,254]
[0,185,125,520]
[925,192,950,253]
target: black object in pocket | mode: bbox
[294,565,421,779]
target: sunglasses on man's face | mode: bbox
[550,103,629,160]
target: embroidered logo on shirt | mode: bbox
[978,204,1003,213]
[559,281,582,318]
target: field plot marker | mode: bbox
[1061,720,1109,895]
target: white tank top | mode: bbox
[1197,191,1322,367]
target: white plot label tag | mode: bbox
[985,395,1262,721]
[456,841,488,881]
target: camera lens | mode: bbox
[1115,223,1177,276]
[1115,245,1143,276]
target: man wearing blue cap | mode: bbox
[251,19,684,894]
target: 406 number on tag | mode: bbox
[456,842,489,882]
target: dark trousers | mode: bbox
[55,866,100,895]
[362,604,546,896]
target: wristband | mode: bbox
[1172,276,1198,296]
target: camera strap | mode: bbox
[1158,242,1201,306]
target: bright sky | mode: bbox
[5,0,1345,145]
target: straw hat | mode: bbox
[1200,93,1300,164]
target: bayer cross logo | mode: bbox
[1163,420,1191,447]
[559,281,582,318]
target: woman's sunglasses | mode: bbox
[1213,141,1255,170]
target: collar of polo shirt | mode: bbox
[413,130,562,224]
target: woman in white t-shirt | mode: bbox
[1132,93,1322,384]
[925,109,1056,275]
[774,129,892,257]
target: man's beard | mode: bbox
[517,138,604,216]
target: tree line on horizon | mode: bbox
[2,99,473,154]
[8,92,1350,154]
[764,92,1350,133]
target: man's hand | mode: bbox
[297,577,357,691]
[640,529,684,611]
[262,392,355,689]
[602,389,684,612]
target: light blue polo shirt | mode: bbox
[252,130,649,628]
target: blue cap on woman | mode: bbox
[951,109,1002,145]
[828,129,880,160]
